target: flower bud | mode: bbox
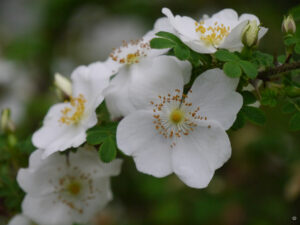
[282,15,296,34]
[54,73,72,97]
[242,20,260,48]
[1,108,15,133]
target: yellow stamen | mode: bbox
[59,94,86,125]
[195,21,230,46]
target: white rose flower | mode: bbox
[0,59,34,123]
[162,8,268,53]
[17,147,122,225]
[8,214,35,225]
[103,17,191,120]
[32,62,111,158]
[117,67,242,188]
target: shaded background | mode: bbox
[0,0,300,224]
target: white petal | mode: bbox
[117,110,172,177]
[22,195,73,225]
[239,13,260,24]
[172,121,231,188]
[180,35,217,53]
[188,68,243,130]
[71,62,111,110]
[203,9,239,28]
[173,57,192,84]
[8,214,33,225]
[104,67,136,119]
[218,20,248,51]
[211,8,239,23]
[258,27,268,40]
[69,146,123,177]
[153,17,175,34]
[129,55,185,110]
[162,8,199,40]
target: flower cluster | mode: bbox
[10,7,269,225]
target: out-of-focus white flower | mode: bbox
[0,60,34,123]
[17,147,122,225]
[74,15,148,61]
[0,0,39,38]
[32,62,111,158]
[117,68,242,188]
[8,214,35,225]
[103,18,191,120]
[161,8,268,53]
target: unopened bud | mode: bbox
[242,20,260,48]
[1,109,15,133]
[282,15,296,34]
[54,73,72,97]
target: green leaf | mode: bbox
[282,102,296,114]
[99,137,117,162]
[223,61,242,78]
[150,38,175,49]
[189,50,211,66]
[277,55,286,64]
[295,43,300,54]
[289,112,300,131]
[86,123,117,145]
[252,51,273,67]
[239,60,258,79]
[260,89,278,107]
[86,131,108,145]
[242,106,266,125]
[290,5,300,21]
[174,45,190,60]
[241,91,257,105]
[284,36,299,46]
[231,111,246,130]
[215,49,239,62]
[155,31,182,45]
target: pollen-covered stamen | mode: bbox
[151,89,209,148]
[109,39,151,65]
[59,94,86,125]
[195,21,230,46]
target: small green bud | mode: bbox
[54,73,72,97]
[1,109,15,133]
[242,20,260,48]
[282,15,296,34]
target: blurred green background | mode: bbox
[0,0,300,224]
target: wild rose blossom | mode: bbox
[161,8,268,53]
[32,62,111,158]
[117,67,242,188]
[17,147,122,225]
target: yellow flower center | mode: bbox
[169,108,185,124]
[67,180,81,196]
[195,21,230,46]
[59,94,86,125]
